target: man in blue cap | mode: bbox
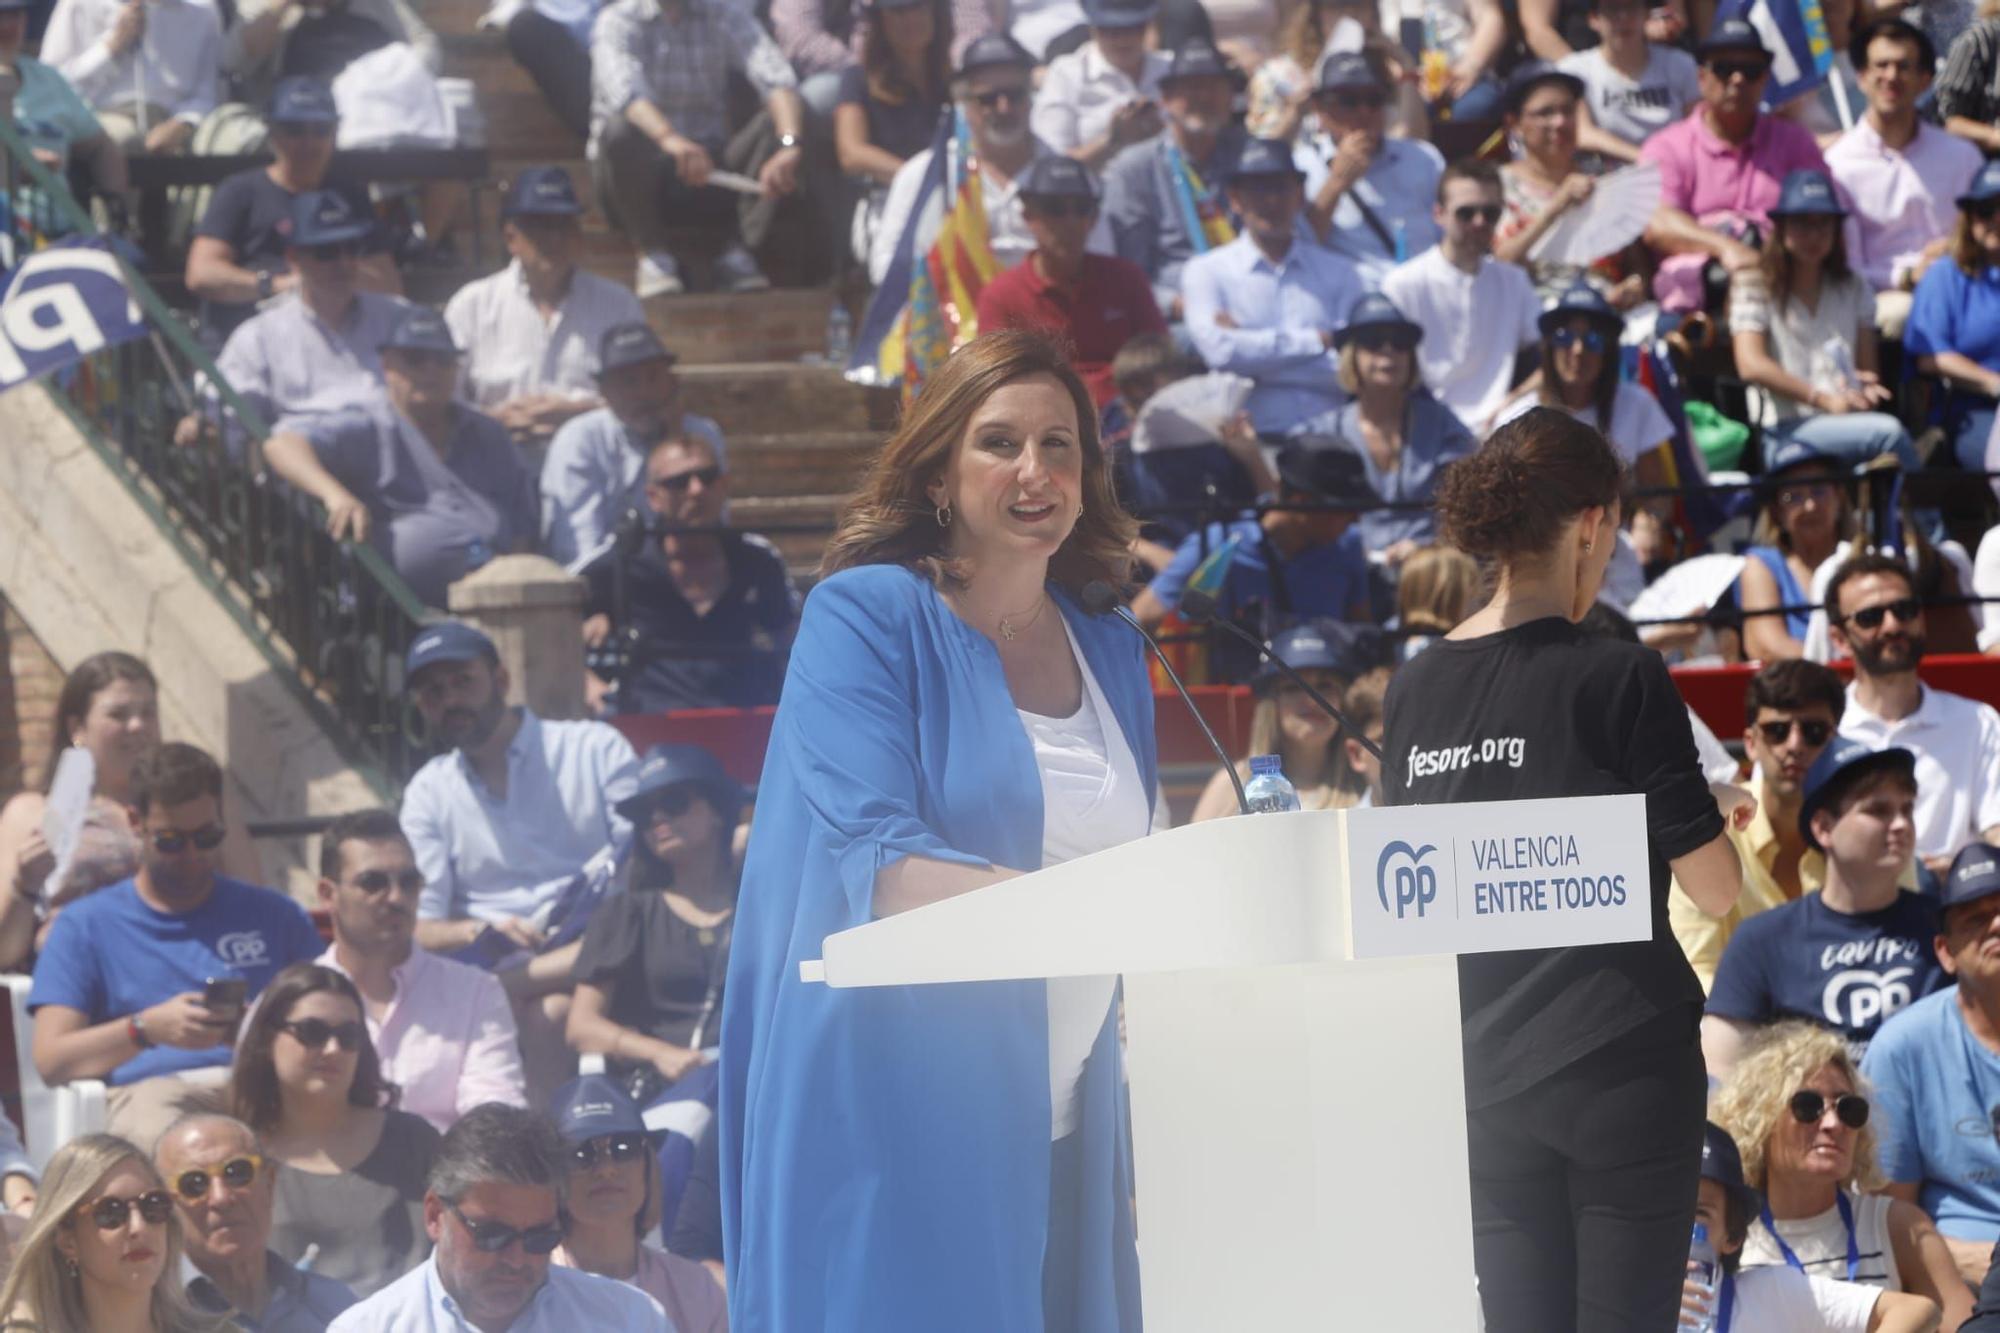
[1030,0,1167,169]
[974,154,1165,405]
[1180,136,1363,433]
[260,305,538,608]
[1101,35,1245,323]
[1868,842,2000,1286]
[540,321,726,567]
[1704,738,1944,1078]
[1298,51,1443,288]
[186,77,401,347]
[444,166,644,451]
[870,33,1111,285]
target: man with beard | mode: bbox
[399,623,638,1101]
[1829,553,2000,876]
[539,323,726,568]
[314,809,526,1133]
[160,1113,358,1329]
[27,743,323,1148]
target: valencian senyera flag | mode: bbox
[847,110,999,402]
[1718,0,1834,106]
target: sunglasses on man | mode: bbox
[1452,203,1502,225]
[1707,58,1771,82]
[1754,718,1834,747]
[174,1154,264,1201]
[1840,597,1920,631]
[151,824,227,855]
[646,465,722,494]
[968,85,1030,110]
[446,1199,567,1255]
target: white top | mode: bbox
[1380,246,1541,434]
[1030,41,1169,157]
[1728,268,1874,426]
[1840,681,2000,862]
[1018,618,1152,1140]
[1976,524,2000,652]
[1556,43,1700,148]
[39,0,222,123]
[1494,381,1676,465]
[1742,1190,1902,1289]
[870,137,1114,286]
[442,260,646,414]
[1731,1263,1884,1331]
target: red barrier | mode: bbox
[1673,654,2000,744]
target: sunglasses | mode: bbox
[279,1018,366,1052]
[1842,597,1920,631]
[1970,200,2000,222]
[78,1190,174,1231]
[1550,326,1607,353]
[1353,330,1418,353]
[1789,1089,1870,1129]
[446,1199,566,1255]
[349,867,424,894]
[570,1134,647,1170]
[968,85,1030,109]
[1453,203,1502,225]
[1326,90,1387,111]
[150,824,227,855]
[639,787,699,821]
[646,465,722,494]
[174,1155,263,1201]
[1755,718,1834,747]
[1708,59,1771,81]
[304,242,363,263]
[1027,197,1097,218]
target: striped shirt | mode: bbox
[588,0,796,155]
[1936,17,2000,127]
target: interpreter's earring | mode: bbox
[935,503,953,527]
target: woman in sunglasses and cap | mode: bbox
[1710,1021,1971,1326]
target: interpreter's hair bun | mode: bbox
[1435,407,1625,562]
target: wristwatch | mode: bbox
[127,1013,153,1049]
[776,132,800,150]
[256,269,274,300]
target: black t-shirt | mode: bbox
[835,64,946,163]
[572,888,731,1052]
[193,168,379,343]
[1382,618,1723,1107]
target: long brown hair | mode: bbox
[229,964,397,1134]
[1763,213,1854,307]
[862,0,952,108]
[820,329,1137,592]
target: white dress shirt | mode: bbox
[1380,246,1541,433]
[1030,41,1168,156]
[869,135,1113,286]
[40,0,221,123]
[326,1255,669,1332]
[443,259,646,413]
[1840,681,2000,863]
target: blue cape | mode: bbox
[719,565,1155,1332]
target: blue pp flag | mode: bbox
[1718,0,1834,105]
[0,236,147,392]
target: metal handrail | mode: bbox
[0,114,432,796]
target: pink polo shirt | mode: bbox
[1640,106,1829,225]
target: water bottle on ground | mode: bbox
[1685,1222,1718,1333]
[825,301,853,368]
[1243,755,1301,814]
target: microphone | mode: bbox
[1082,580,1247,815]
[1178,588,1385,762]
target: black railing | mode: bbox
[0,116,429,795]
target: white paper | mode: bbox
[39,747,94,907]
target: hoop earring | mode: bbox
[935,503,953,528]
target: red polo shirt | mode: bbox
[975,251,1167,406]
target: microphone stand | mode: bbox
[1179,588,1385,762]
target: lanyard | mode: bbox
[1759,1191,1858,1282]
[1716,1270,1735,1332]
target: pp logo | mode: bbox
[1821,967,1914,1032]
[215,932,270,968]
[1376,841,1438,919]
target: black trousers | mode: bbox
[504,10,591,143]
[1467,1007,1706,1333]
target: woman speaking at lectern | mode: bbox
[717,330,1155,1333]
[1383,407,1751,1332]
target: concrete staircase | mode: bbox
[437,5,892,581]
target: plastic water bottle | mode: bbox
[825,302,853,368]
[1685,1223,1719,1333]
[1243,755,1301,814]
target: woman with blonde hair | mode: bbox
[721,329,1153,1332]
[1711,1021,1972,1326]
[1394,545,1480,662]
[0,1133,217,1333]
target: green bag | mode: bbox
[1684,399,1751,473]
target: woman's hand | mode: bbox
[1712,782,1757,833]
[1553,173,1596,214]
[1607,274,1647,310]
[14,831,53,900]
[2,1176,35,1218]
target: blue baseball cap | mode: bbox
[1020,155,1101,202]
[1083,0,1157,27]
[1772,168,1845,219]
[1700,1121,1760,1220]
[596,321,676,375]
[1538,280,1624,338]
[381,305,460,356]
[549,1073,651,1145]
[502,165,584,221]
[404,621,497,680]
[1960,159,2000,209]
[1333,291,1421,349]
[615,743,748,825]
[1227,137,1304,183]
[1315,52,1384,94]
[1252,619,1382,694]
[1798,737,1917,850]
[289,189,373,248]
[1161,36,1231,85]
[1502,59,1585,114]
[269,77,338,126]
[955,32,1034,80]
[1945,842,2000,911]
[1764,437,1837,479]
[1699,16,1772,61]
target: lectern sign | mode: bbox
[1341,795,1653,961]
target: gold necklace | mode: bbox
[997,594,1049,641]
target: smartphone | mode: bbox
[202,977,247,1024]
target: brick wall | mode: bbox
[0,597,62,798]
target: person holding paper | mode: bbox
[720,329,1154,1333]
[1382,406,1750,1331]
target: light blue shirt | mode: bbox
[1293,391,1475,551]
[1294,137,1445,290]
[1180,233,1362,435]
[325,1255,670,1332]
[1860,985,2000,1242]
[215,290,411,429]
[400,708,639,924]
[539,406,727,567]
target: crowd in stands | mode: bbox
[14,0,2000,1324]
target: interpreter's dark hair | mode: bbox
[52,651,156,756]
[821,329,1137,592]
[1111,331,1194,401]
[862,0,951,108]
[1434,408,1624,563]
[129,742,223,816]
[1824,552,1916,622]
[1848,16,1934,73]
[1763,213,1853,310]
[1437,157,1501,205]
[230,964,396,1134]
[428,1104,569,1205]
[318,808,410,881]
[1744,659,1845,726]
[1577,601,1639,644]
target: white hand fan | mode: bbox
[1528,161,1662,267]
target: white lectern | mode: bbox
[801,795,1653,1331]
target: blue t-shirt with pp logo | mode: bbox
[1708,891,1947,1049]
[28,876,323,1086]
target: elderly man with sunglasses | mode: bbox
[328,1103,668,1331]
[159,1113,358,1331]
[1295,52,1443,290]
[1828,553,2000,876]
